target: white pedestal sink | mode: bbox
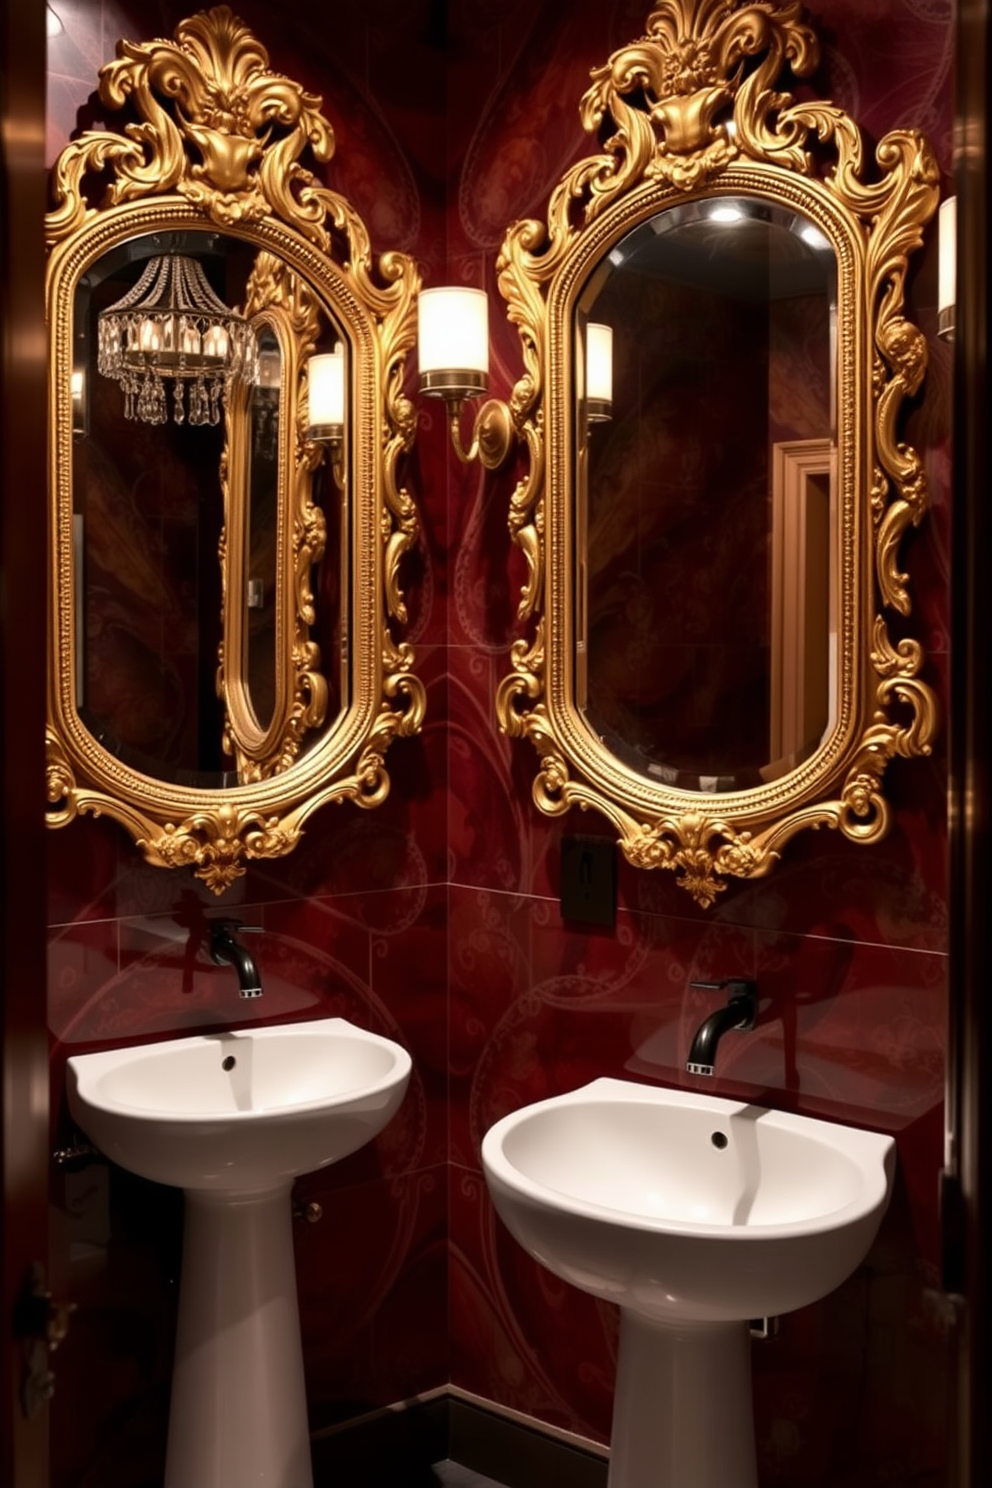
[482,1079,895,1488]
[67,1017,411,1488]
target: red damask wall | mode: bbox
[47,2,952,1486]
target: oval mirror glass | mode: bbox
[575,197,837,792]
[71,227,345,789]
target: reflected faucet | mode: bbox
[686,978,757,1075]
[209,919,263,999]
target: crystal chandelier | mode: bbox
[97,254,256,427]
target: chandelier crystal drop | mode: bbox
[97,254,257,427]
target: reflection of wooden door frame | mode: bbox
[769,437,836,764]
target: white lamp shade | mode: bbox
[938,195,955,340]
[587,323,614,408]
[417,286,489,396]
[308,346,345,434]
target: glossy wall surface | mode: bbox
[46,2,952,1486]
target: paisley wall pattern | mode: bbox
[46,2,952,1485]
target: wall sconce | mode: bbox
[306,345,345,442]
[586,323,614,423]
[938,195,955,342]
[417,287,513,469]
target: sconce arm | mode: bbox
[447,396,514,470]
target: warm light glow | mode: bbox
[46,5,64,38]
[307,346,345,436]
[799,223,831,252]
[708,204,744,224]
[70,367,86,436]
[202,323,229,360]
[138,316,163,354]
[938,195,955,342]
[586,322,613,421]
[417,286,489,397]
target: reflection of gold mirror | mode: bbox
[495,0,939,906]
[46,6,424,893]
[218,249,339,784]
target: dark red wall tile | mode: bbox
[449,1162,615,1441]
[297,1166,448,1428]
[370,884,450,1169]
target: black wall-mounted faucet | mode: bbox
[686,978,757,1075]
[208,919,264,999]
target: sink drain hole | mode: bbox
[711,1131,728,1149]
[222,1056,236,1071]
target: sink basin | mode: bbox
[481,1076,894,1324]
[482,1079,894,1488]
[67,1016,412,1193]
[67,1017,411,1488]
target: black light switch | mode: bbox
[560,834,617,928]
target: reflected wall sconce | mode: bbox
[938,195,955,342]
[416,287,514,469]
[586,322,614,423]
[306,344,346,489]
[70,367,87,438]
[306,345,345,443]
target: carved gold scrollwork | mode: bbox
[46,8,423,890]
[494,0,939,905]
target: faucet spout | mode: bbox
[686,979,756,1075]
[209,920,263,999]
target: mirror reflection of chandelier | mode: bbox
[97,254,256,427]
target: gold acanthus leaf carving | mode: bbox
[870,617,925,682]
[141,803,300,892]
[46,4,381,281]
[574,0,819,210]
[45,730,78,823]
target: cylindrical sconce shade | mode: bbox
[308,346,345,439]
[587,322,613,422]
[938,196,955,342]
[418,287,489,397]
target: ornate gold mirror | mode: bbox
[495,0,938,906]
[46,7,423,893]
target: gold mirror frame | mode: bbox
[494,0,939,907]
[45,6,424,893]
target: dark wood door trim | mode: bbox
[1,0,52,1481]
[948,0,991,1483]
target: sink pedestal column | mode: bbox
[164,1185,313,1488]
[608,1311,757,1488]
